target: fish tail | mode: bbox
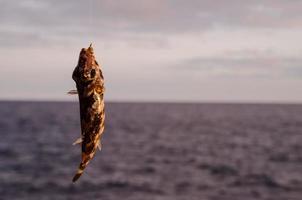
[72,162,88,182]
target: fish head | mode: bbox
[76,44,98,82]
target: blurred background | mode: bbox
[0,0,302,200]
[1,0,302,103]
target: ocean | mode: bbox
[0,101,301,200]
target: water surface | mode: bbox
[0,101,301,200]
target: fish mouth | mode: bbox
[79,45,94,62]
[87,44,94,54]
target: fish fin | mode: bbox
[72,137,83,145]
[97,143,102,151]
[67,90,78,95]
[72,162,86,182]
[72,153,92,182]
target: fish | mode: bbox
[69,44,105,182]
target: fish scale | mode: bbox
[69,44,105,182]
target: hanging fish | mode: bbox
[69,44,105,182]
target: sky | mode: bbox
[0,0,302,103]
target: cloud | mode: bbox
[1,0,302,48]
[175,51,302,79]
[2,0,302,34]
[0,1,301,102]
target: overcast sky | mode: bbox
[0,0,302,103]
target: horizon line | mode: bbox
[0,98,301,106]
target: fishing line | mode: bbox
[88,0,93,44]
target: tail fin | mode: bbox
[72,149,98,182]
[72,162,87,182]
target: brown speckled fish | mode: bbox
[69,44,105,182]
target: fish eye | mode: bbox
[90,69,96,78]
[79,57,86,66]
